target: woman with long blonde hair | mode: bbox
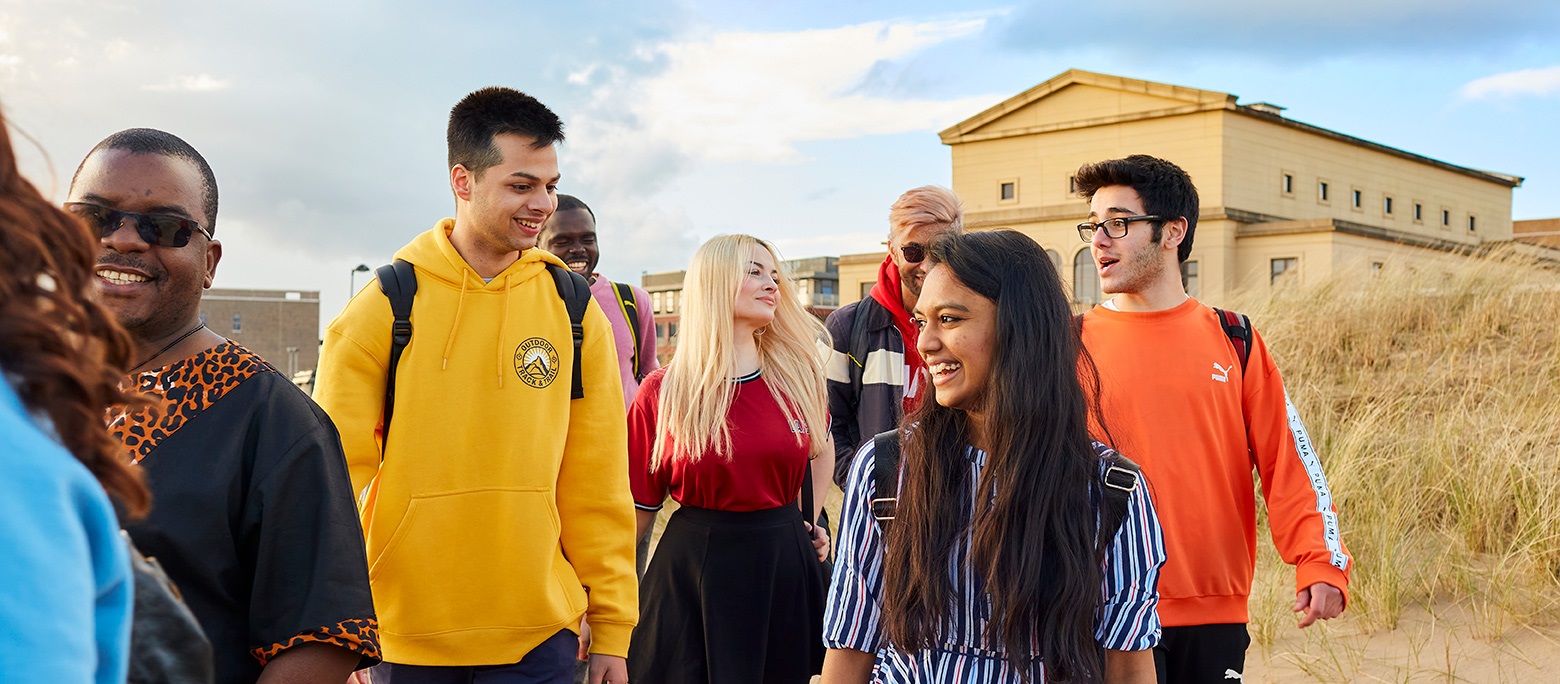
[627,234,834,683]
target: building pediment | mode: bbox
[939,69,1234,144]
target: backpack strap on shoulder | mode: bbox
[376,260,417,451]
[1212,308,1254,372]
[610,281,643,381]
[1097,449,1141,553]
[871,429,902,524]
[548,264,592,400]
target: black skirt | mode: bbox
[628,503,825,684]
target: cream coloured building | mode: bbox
[839,69,1543,309]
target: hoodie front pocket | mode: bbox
[370,487,576,634]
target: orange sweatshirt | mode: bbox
[1082,298,1351,627]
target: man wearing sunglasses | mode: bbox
[822,185,963,487]
[1072,154,1351,684]
[69,128,379,684]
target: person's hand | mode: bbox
[587,654,628,684]
[806,522,830,562]
[1294,582,1345,628]
[576,617,591,661]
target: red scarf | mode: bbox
[867,255,926,412]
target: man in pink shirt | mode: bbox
[540,195,660,410]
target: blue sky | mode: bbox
[4,0,1557,321]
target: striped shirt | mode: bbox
[823,440,1166,683]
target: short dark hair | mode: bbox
[555,194,594,221]
[1073,154,1199,262]
[72,128,219,234]
[447,87,564,177]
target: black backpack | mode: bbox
[375,259,593,437]
[867,430,1143,553]
[608,281,646,382]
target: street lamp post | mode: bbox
[350,264,371,297]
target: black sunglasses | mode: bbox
[899,242,927,263]
[65,202,211,248]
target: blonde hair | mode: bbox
[888,185,963,243]
[652,235,831,470]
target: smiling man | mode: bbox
[1073,154,1351,684]
[71,128,379,684]
[314,89,636,684]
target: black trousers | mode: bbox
[1154,623,1250,684]
[628,503,825,684]
[368,629,577,684]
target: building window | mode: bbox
[1046,249,1061,273]
[1442,209,1450,227]
[653,291,663,313]
[999,181,1016,202]
[1414,203,1423,222]
[666,290,677,314]
[1068,176,1078,194]
[1282,173,1294,195]
[1371,261,1384,275]
[860,282,873,301]
[1318,181,1329,202]
[1270,257,1298,285]
[1072,248,1101,306]
[1383,196,1393,215]
[1181,260,1200,298]
[231,313,242,334]
[656,323,666,340]
[1468,215,1477,232]
[1351,189,1362,209]
[668,322,679,340]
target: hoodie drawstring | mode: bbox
[498,276,511,389]
[442,273,468,371]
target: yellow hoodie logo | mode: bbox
[514,338,560,389]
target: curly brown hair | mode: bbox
[0,113,150,516]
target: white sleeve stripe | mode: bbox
[1285,391,1349,571]
[862,349,905,386]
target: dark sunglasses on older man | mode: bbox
[899,242,927,263]
[65,202,211,248]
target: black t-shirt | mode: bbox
[111,342,378,683]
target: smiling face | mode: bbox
[734,245,780,330]
[452,133,559,258]
[539,207,599,279]
[914,263,997,421]
[69,149,220,344]
[1087,185,1179,296]
[890,222,955,302]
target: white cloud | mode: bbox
[142,73,232,92]
[578,17,1001,165]
[1459,65,1560,100]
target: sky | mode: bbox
[4,0,1558,323]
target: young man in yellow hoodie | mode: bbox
[315,88,636,684]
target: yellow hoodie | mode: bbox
[314,220,636,665]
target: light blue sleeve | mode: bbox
[0,397,132,684]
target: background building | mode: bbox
[837,69,1555,310]
[641,257,840,363]
[200,288,320,379]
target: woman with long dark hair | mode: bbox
[0,112,152,682]
[627,234,833,683]
[821,230,1166,683]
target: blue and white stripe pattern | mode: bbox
[823,440,1166,683]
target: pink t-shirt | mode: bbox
[589,276,661,410]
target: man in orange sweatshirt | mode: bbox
[1074,155,1351,684]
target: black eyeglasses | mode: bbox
[1077,215,1161,242]
[65,202,211,248]
[899,242,927,263]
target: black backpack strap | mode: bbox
[870,429,902,524]
[376,260,417,452]
[610,281,643,381]
[847,300,874,401]
[548,264,592,400]
[1212,308,1254,372]
[1097,450,1142,553]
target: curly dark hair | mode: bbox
[0,114,150,516]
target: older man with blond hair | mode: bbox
[823,185,963,485]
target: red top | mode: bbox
[630,368,812,512]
